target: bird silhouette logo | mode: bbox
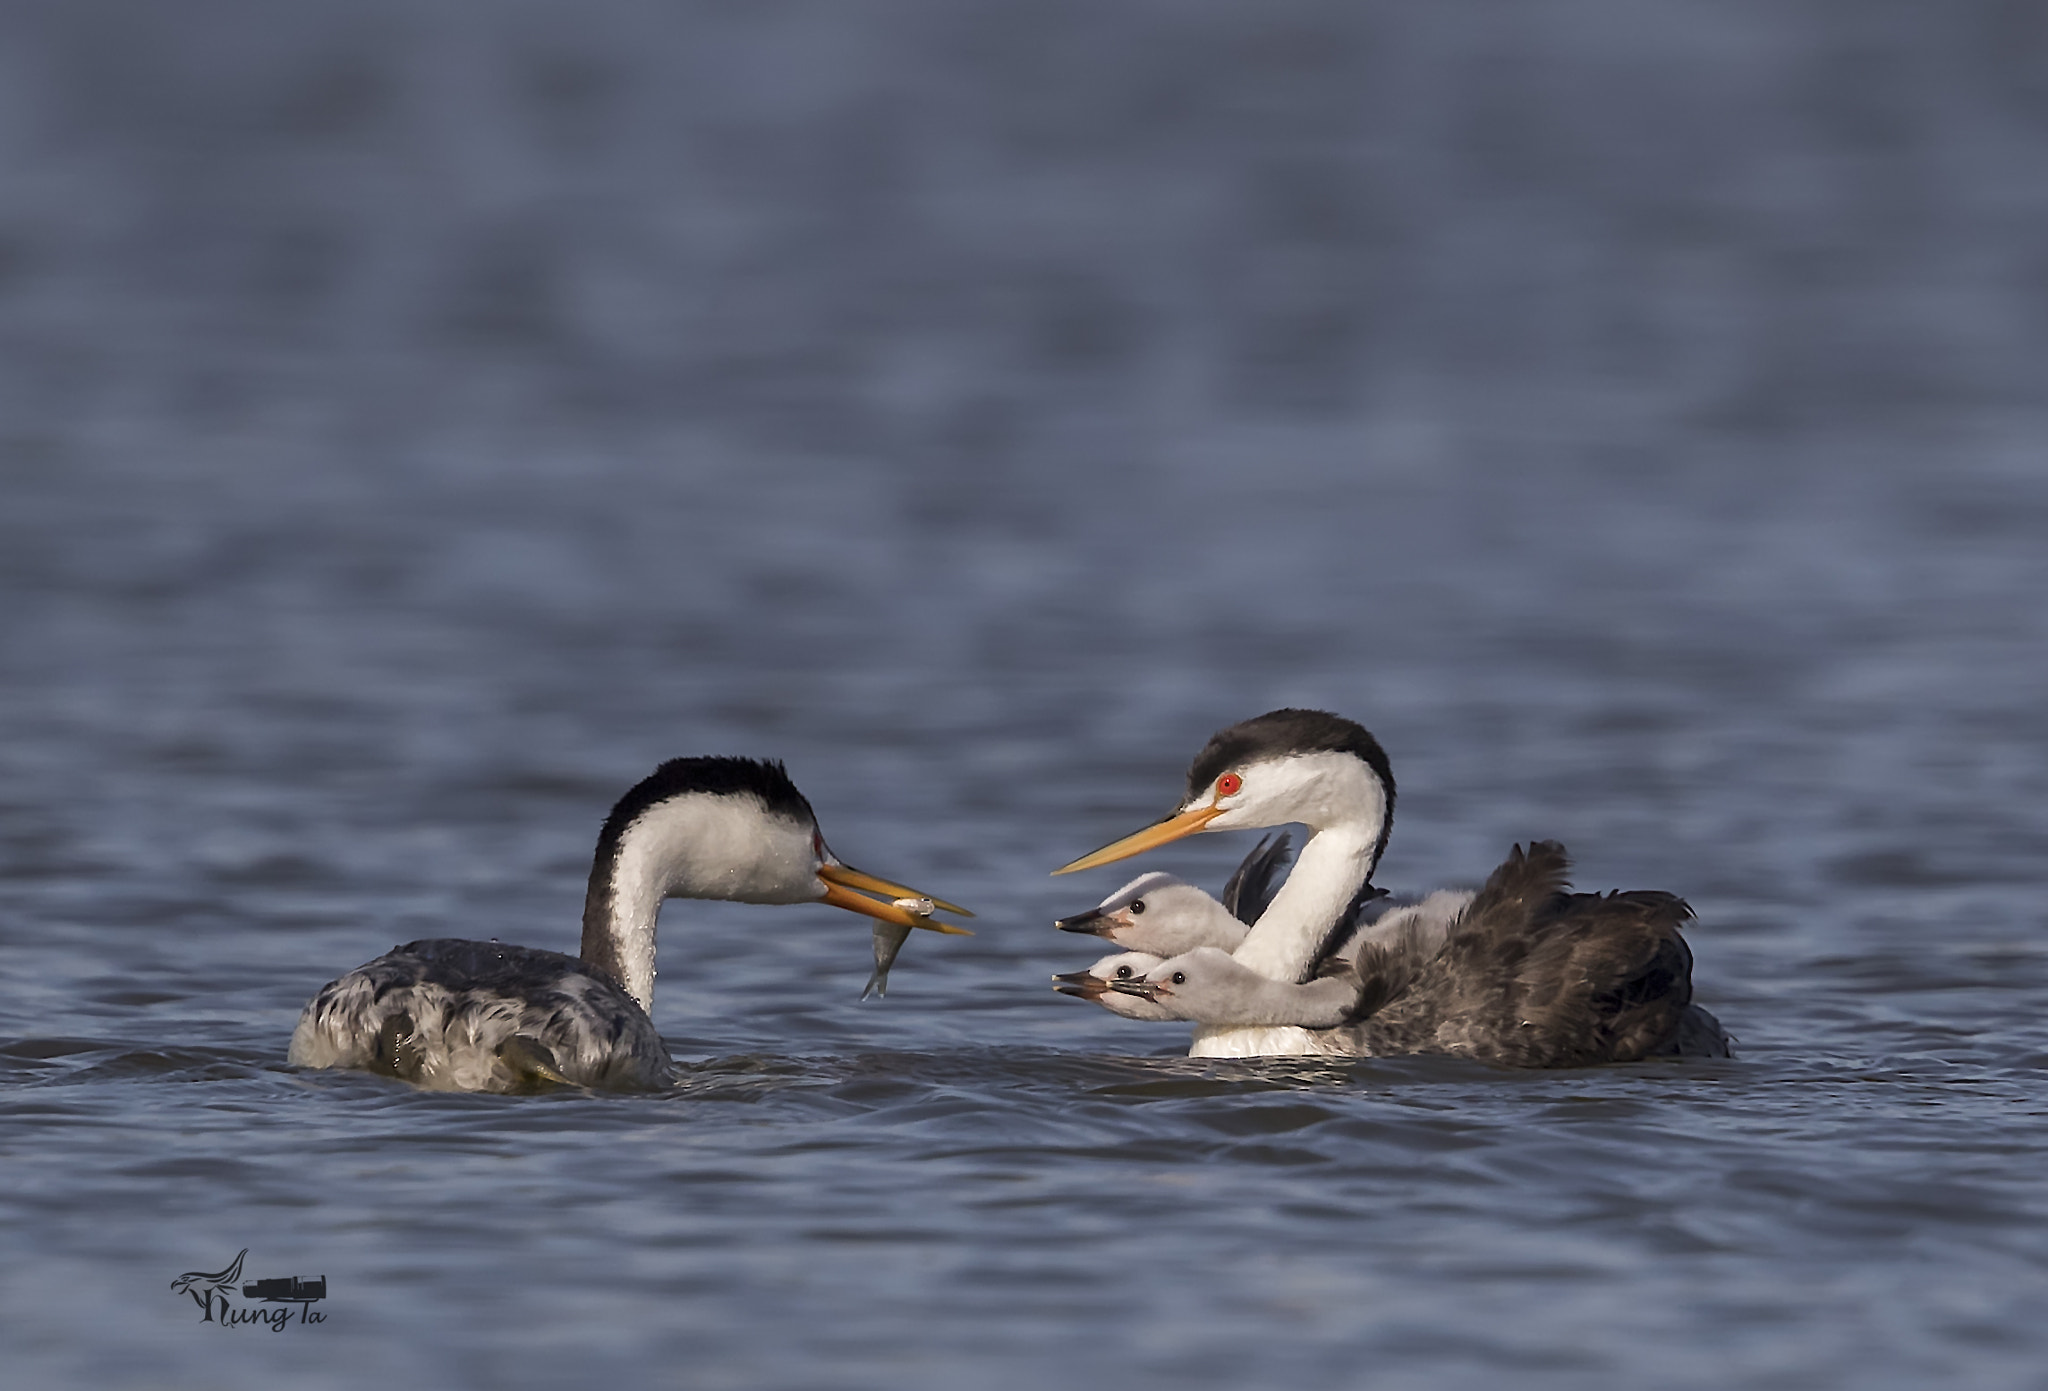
[169,1249,247,1322]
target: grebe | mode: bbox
[1051,952,1176,1021]
[1048,837,1288,1024]
[1108,946,1364,1028]
[1050,832,1389,1022]
[289,756,969,1091]
[1113,841,1715,1065]
[1052,832,1293,955]
[1054,709,1725,1063]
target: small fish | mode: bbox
[862,897,935,999]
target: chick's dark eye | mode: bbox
[1128,899,1145,915]
[1172,972,1186,985]
[1114,965,1133,979]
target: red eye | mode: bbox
[1216,773,1243,797]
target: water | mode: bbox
[3,3,2046,1386]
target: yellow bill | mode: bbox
[817,863,973,918]
[818,871,973,934]
[1051,804,1226,875]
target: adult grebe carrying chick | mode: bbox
[1055,709,1725,1064]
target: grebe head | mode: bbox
[1051,950,1163,1001]
[1106,944,1357,1028]
[1050,951,1182,1021]
[1052,871,1248,955]
[1052,710,1394,876]
[582,756,969,1011]
[591,757,969,932]
[1105,945,1245,1006]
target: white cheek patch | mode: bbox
[1215,752,1387,833]
[613,795,818,906]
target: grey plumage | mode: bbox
[1330,841,1727,1066]
[1050,838,1296,1021]
[1053,836,1395,1026]
[1054,835,1297,954]
[1052,951,1182,1021]
[1134,841,1725,1065]
[1114,945,1360,1027]
[291,939,672,1090]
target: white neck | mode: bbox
[588,863,664,1012]
[580,794,818,1013]
[1197,749,1388,986]
[1230,825,1379,983]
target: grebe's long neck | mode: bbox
[581,841,665,1012]
[577,788,823,1013]
[1230,824,1379,984]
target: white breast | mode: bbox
[1188,1024,1357,1059]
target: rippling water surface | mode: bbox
[3,3,2046,1387]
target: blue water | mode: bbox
[3,3,2046,1387]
